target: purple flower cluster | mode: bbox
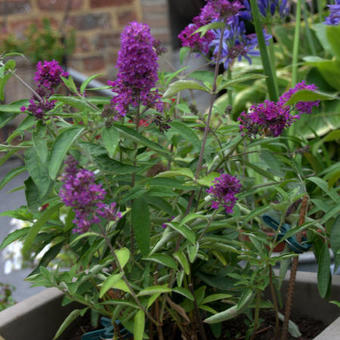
[21,60,68,119]
[207,173,241,214]
[238,100,297,137]
[325,0,340,25]
[108,22,163,118]
[279,81,320,115]
[242,0,290,21]
[178,24,215,54]
[238,81,320,138]
[59,157,121,233]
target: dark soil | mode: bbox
[63,311,326,340]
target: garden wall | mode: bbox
[0,0,170,80]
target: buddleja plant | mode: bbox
[0,1,339,340]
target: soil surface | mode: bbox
[63,310,326,340]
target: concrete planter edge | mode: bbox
[0,272,340,339]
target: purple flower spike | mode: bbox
[238,100,298,137]
[279,81,320,115]
[59,156,121,233]
[325,0,340,25]
[21,60,67,119]
[108,22,163,118]
[207,174,241,214]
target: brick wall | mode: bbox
[0,0,171,80]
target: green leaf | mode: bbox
[133,310,145,340]
[143,254,177,269]
[33,124,48,163]
[317,242,331,298]
[110,279,130,293]
[198,172,220,187]
[156,168,194,179]
[172,287,194,301]
[114,124,169,155]
[132,198,151,256]
[285,89,337,106]
[179,47,190,64]
[0,227,29,251]
[80,73,103,94]
[202,293,233,304]
[194,22,225,37]
[49,95,93,111]
[304,57,340,91]
[331,216,340,271]
[168,223,196,245]
[326,25,340,60]
[49,127,84,179]
[307,177,339,202]
[95,155,139,174]
[163,80,209,98]
[0,166,25,191]
[99,273,124,298]
[204,289,254,323]
[169,120,201,151]
[138,285,172,296]
[61,76,78,94]
[22,203,62,256]
[25,147,50,198]
[102,126,119,158]
[53,308,88,340]
[174,250,190,275]
[115,247,130,269]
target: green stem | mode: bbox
[292,0,302,87]
[302,0,316,56]
[268,25,279,97]
[227,67,233,107]
[317,0,323,23]
[250,290,261,340]
[250,0,278,101]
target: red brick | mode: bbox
[117,9,137,26]
[68,13,111,31]
[75,35,92,53]
[0,1,31,15]
[83,55,106,72]
[90,0,133,8]
[37,0,83,11]
[93,33,120,49]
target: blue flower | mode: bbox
[210,17,271,68]
[325,0,340,25]
[241,0,290,21]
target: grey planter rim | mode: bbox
[0,272,340,340]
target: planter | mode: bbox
[0,272,339,339]
[0,288,80,340]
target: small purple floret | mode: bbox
[108,22,163,118]
[279,81,320,115]
[207,174,241,214]
[59,157,121,233]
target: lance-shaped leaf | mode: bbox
[163,80,210,98]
